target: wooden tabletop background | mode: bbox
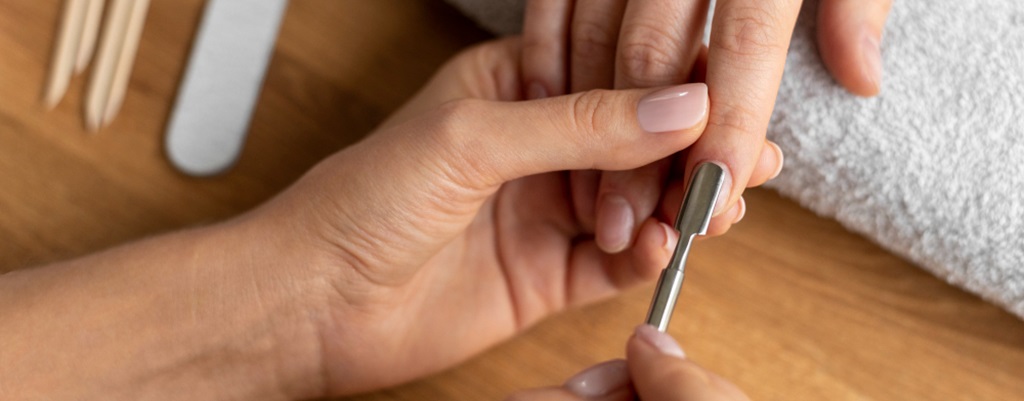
[2,1,1022,400]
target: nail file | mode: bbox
[645,163,726,332]
[165,0,289,176]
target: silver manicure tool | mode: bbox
[645,162,726,332]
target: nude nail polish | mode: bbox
[564,359,630,398]
[637,83,708,133]
[596,194,634,253]
[635,324,686,358]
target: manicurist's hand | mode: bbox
[507,325,751,401]
[246,37,782,396]
[0,38,780,401]
[520,0,891,253]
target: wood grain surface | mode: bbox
[2,1,1022,400]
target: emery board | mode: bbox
[165,0,289,176]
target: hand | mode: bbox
[0,38,778,400]
[250,36,785,396]
[520,0,891,253]
[507,325,751,401]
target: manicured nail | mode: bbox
[733,196,746,224]
[564,359,630,398]
[637,83,708,133]
[711,163,732,217]
[862,32,883,91]
[596,195,634,253]
[767,142,785,180]
[635,325,686,358]
[660,222,679,253]
[527,81,548,100]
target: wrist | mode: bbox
[0,217,328,400]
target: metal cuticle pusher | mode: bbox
[645,162,726,332]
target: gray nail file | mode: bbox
[165,0,289,176]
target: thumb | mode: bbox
[627,325,750,401]
[426,83,709,191]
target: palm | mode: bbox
[315,39,670,393]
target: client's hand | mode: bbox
[250,38,780,396]
[507,325,750,401]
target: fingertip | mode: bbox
[817,0,890,97]
[631,324,686,359]
[630,219,676,281]
[748,141,784,187]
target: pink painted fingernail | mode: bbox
[637,83,708,133]
[596,195,634,253]
[661,222,679,253]
[635,324,686,358]
[733,196,747,224]
[862,32,883,91]
[768,142,785,180]
[712,164,733,217]
[564,359,630,398]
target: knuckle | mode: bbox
[568,89,616,140]
[618,23,685,86]
[427,99,501,190]
[709,100,764,136]
[710,5,788,60]
[571,19,617,62]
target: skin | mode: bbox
[521,0,892,254]
[0,38,779,400]
[508,327,751,401]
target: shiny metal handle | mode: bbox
[644,163,726,332]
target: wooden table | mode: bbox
[2,1,1022,400]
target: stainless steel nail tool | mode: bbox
[645,162,726,332]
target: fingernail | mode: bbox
[637,83,708,133]
[527,82,548,100]
[635,325,686,358]
[596,195,634,253]
[862,32,883,91]
[660,222,679,253]
[711,164,732,217]
[733,196,746,224]
[564,359,630,398]
[768,142,785,180]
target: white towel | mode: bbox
[446,0,1024,319]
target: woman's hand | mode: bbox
[0,38,780,400]
[507,325,751,401]
[520,0,891,254]
[248,37,782,396]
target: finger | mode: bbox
[425,83,709,191]
[522,0,574,99]
[594,159,668,253]
[569,0,628,92]
[507,360,634,401]
[658,140,780,233]
[627,325,752,401]
[594,0,710,254]
[566,219,677,308]
[686,0,802,219]
[593,86,708,254]
[704,196,744,237]
[745,140,784,188]
[615,0,710,88]
[817,0,893,97]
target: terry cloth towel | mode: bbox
[446,0,1024,319]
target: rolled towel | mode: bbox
[446,0,1024,319]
